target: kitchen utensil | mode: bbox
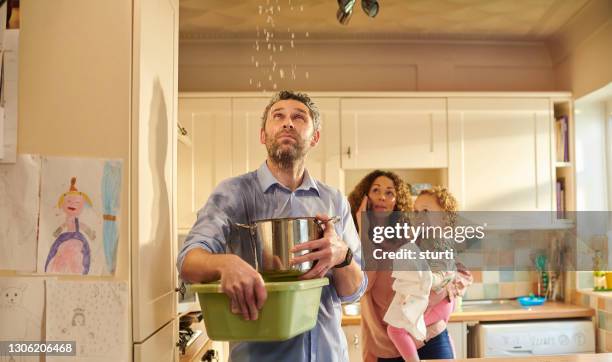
[517,294,546,307]
[233,216,340,277]
[189,278,329,341]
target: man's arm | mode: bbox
[289,195,367,301]
[181,248,267,321]
[177,181,267,321]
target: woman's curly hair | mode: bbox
[418,186,458,226]
[347,170,412,232]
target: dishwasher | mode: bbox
[472,319,595,357]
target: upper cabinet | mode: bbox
[340,98,447,169]
[177,98,232,231]
[447,98,553,211]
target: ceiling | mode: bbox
[179,0,589,41]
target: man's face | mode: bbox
[260,99,320,166]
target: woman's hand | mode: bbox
[356,195,368,232]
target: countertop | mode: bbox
[424,353,612,362]
[342,301,594,326]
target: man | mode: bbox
[177,90,367,361]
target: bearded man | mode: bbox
[178,90,366,362]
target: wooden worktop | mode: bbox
[425,353,612,362]
[342,301,594,326]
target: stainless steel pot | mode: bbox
[234,216,340,276]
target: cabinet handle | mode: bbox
[352,334,359,347]
[346,146,351,159]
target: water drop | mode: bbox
[273,45,276,52]
[277,5,280,11]
[291,40,294,48]
[258,5,263,14]
[257,81,262,88]
[279,69,285,78]
[273,83,277,90]
[279,45,283,51]
[300,5,303,11]
[306,32,309,37]
[249,78,253,85]
[255,61,259,67]
[267,43,271,50]
[305,71,309,79]
[268,74,272,81]
[272,62,277,71]
[291,32,295,39]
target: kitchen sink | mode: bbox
[459,299,519,312]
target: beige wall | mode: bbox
[179,40,556,92]
[3,0,133,281]
[550,0,612,98]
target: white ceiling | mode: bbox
[180,0,590,41]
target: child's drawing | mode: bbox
[0,278,44,362]
[0,155,40,272]
[44,177,94,274]
[37,157,123,275]
[46,280,128,362]
[101,161,122,273]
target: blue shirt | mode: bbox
[177,162,367,362]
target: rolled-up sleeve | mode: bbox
[337,194,368,304]
[176,181,235,278]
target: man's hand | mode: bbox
[289,214,348,280]
[219,255,267,321]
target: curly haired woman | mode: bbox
[348,175,472,362]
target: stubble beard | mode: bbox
[265,129,310,170]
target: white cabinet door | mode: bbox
[448,98,553,211]
[134,319,178,362]
[340,98,447,169]
[342,324,363,362]
[177,98,232,232]
[131,0,178,343]
[232,97,342,189]
[447,322,467,359]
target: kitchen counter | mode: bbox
[342,301,594,326]
[424,353,612,362]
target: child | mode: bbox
[383,186,460,362]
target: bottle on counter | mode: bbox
[593,250,607,290]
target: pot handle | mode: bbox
[315,216,341,227]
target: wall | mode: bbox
[575,98,609,211]
[550,0,612,98]
[179,40,556,92]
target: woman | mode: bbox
[348,172,471,362]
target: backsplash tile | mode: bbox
[483,284,499,299]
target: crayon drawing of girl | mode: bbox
[45,177,94,274]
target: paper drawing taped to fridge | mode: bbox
[0,278,44,362]
[0,284,40,340]
[38,157,123,276]
[44,177,94,274]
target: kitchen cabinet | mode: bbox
[447,321,468,359]
[448,98,554,212]
[134,319,179,362]
[131,0,179,357]
[340,98,447,169]
[342,324,363,362]
[177,98,232,232]
[20,0,180,360]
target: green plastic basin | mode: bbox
[188,278,329,341]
